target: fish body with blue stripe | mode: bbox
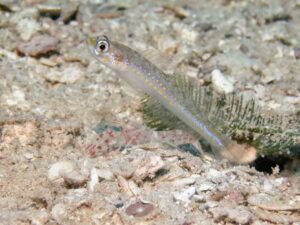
[87,35,257,163]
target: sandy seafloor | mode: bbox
[0,0,299,224]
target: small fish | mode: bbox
[86,35,259,163]
[86,121,200,158]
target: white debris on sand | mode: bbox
[211,69,235,94]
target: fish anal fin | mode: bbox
[141,94,189,131]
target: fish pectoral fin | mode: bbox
[141,94,188,131]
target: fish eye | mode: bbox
[96,40,109,53]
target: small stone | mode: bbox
[293,47,300,59]
[273,177,286,187]
[261,23,291,45]
[207,168,222,179]
[2,122,37,147]
[65,188,88,202]
[227,206,252,224]
[30,210,49,225]
[115,201,124,208]
[24,152,34,160]
[226,191,245,204]
[266,100,281,110]
[211,69,234,94]
[96,168,115,180]
[263,180,274,192]
[193,194,206,202]
[247,193,271,207]
[207,168,226,184]
[125,202,154,217]
[60,3,79,23]
[40,57,58,67]
[43,63,84,84]
[172,177,196,187]
[62,44,89,66]
[197,181,215,192]
[88,168,99,192]
[63,171,87,188]
[202,52,213,61]
[172,22,199,44]
[239,44,249,54]
[16,35,59,57]
[5,86,30,110]
[162,4,189,20]
[48,161,76,182]
[128,180,141,196]
[17,18,41,41]
[210,206,252,224]
[37,4,61,19]
[209,191,227,201]
[251,222,269,225]
[51,203,67,223]
[173,186,196,203]
[93,5,125,19]
[0,2,14,12]
[186,66,199,79]
[154,34,179,55]
[209,207,227,221]
[205,201,219,208]
[133,155,165,182]
[117,175,133,195]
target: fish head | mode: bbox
[87,35,128,72]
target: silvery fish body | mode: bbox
[87,35,257,163]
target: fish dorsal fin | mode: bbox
[139,47,183,74]
[141,72,300,157]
